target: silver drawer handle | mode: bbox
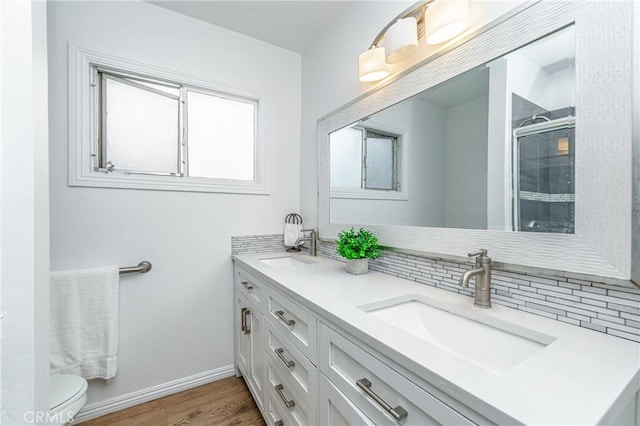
[241,281,254,290]
[274,384,295,408]
[275,421,284,426]
[274,310,295,326]
[240,307,247,332]
[275,347,295,368]
[242,308,251,335]
[356,378,408,421]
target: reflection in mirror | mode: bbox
[330,25,575,234]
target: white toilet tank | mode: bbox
[49,374,88,426]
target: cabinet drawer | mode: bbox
[266,357,315,426]
[267,289,317,364]
[265,384,292,426]
[235,266,265,313]
[320,324,475,426]
[319,373,375,426]
[266,319,317,405]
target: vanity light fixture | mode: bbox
[358,0,469,83]
[425,0,469,45]
[384,17,419,63]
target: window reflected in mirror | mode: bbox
[330,127,400,192]
[329,25,575,234]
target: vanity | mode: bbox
[233,252,639,425]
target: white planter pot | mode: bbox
[346,258,369,275]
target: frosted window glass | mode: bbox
[187,91,255,181]
[365,137,394,190]
[330,127,362,188]
[105,78,179,174]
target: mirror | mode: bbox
[318,1,634,282]
[330,26,576,234]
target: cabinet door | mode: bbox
[236,291,251,377]
[249,302,265,408]
[319,374,374,426]
[236,290,265,410]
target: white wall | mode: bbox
[413,99,447,226]
[47,0,300,409]
[1,0,50,423]
[506,52,575,112]
[444,95,489,229]
[301,1,526,229]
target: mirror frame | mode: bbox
[318,1,635,283]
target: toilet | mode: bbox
[49,374,88,425]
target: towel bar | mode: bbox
[119,261,152,275]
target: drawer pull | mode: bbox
[275,310,295,326]
[240,307,247,332]
[274,347,295,368]
[275,421,284,426]
[356,378,408,421]
[274,384,295,408]
[242,308,251,335]
[241,281,254,290]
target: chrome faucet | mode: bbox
[294,228,318,256]
[459,249,492,308]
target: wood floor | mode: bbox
[80,377,266,426]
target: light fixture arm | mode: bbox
[367,0,434,49]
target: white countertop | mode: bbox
[233,252,640,425]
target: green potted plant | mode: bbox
[335,227,381,275]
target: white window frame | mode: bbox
[330,121,408,201]
[68,45,269,194]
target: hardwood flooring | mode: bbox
[80,377,266,426]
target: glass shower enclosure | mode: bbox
[513,116,576,234]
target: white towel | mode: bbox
[284,223,302,247]
[50,265,119,380]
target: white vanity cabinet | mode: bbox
[233,261,483,426]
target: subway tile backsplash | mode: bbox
[231,234,286,255]
[232,234,640,343]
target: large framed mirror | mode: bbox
[318,1,635,284]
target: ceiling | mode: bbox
[148,1,348,53]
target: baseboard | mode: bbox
[74,364,236,423]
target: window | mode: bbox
[69,47,267,193]
[330,125,403,199]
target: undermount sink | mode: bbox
[360,296,555,374]
[259,256,315,268]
